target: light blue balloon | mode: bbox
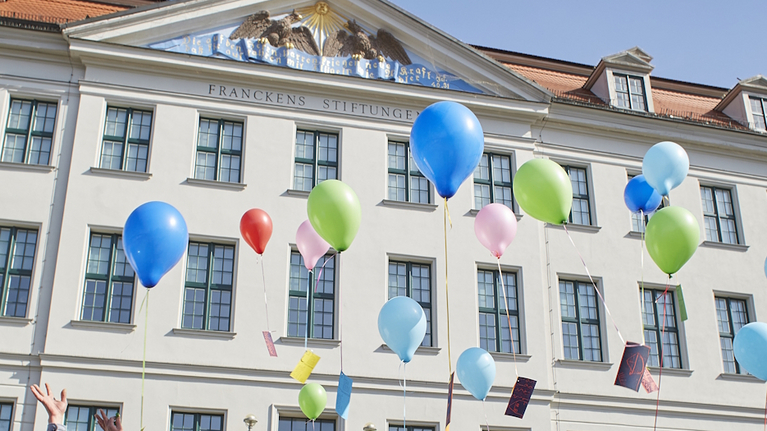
[764,256,767,279]
[410,101,484,199]
[642,141,689,196]
[123,201,189,288]
[456,347,496,400]
[377,296,426,363]
[733,322,767,381]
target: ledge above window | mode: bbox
[468,208,523,221]
[380,199,438,212]
[89,167,152,181]
[380,343,441,356]
[0,161,55,173]
[171,327,236,339]
[647,366,693,377]
[278,336,341,348]
[185,178,246,191]
[546,223,602,234]
[554,359,613,370]
[70,319,136,333]
[717,372,763,383]
[700,241,749,252]
[489,351,531,363]
[0,316,33,326]
[284,189,310,198]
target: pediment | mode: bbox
[739,75,767,92]
[63,0,551,101]
[601,50,654,73]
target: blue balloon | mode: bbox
[456,347,496,400]
[377,296,426,363]
[642,141,689,196]
[123,201,189,288]
[624,175,662,214]
[410,101,484,199]
[734,322,767,380]
[764,256,767,279]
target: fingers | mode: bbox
[60,388,67,404]
[115,415,123,431]
[30,385,43,401]
[45,383,52,396]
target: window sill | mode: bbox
[489,351,531,362]
[554,359,613,370]
[468,209,523,221]
[171,327,236,339]
[185,178,246,191]
[284,189,310,198]
[89,167,152,181]
[700,241,749,252]
[0,316,33,326]
[647,366,693,377]
[70,319,136,333]
[0,161,54,173]
[546,223,602,233]
[626,231,646,239]
[381,344,441,356]
[278,336,341,348]
[717,372,763,383]
[380,199,438,212]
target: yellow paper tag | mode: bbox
[290,350,321,383]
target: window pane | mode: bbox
[7,100,32,130]
[209,289,231,332]
[0,403,12,431]
[389,173,406,201]
[195,152,217,180]
[182,287,206,329]
[108,282,133,324]
[4,275,30,317]
[221,121,242,151]
[1,134,26,163]
[186,243,209,283]
[294,163,314,191]
[474,153,489,180]
[28,137,51,165]
[129,111,152,141]
[477,270,494,309]
[105,108,128,138]
[12,229,37,271]
[198,119,219,149]
[410,176,429,204]
[559,281,576,318]
[388,142,405,171]
[125,143,148,172]
[562,322,579,359]
[82,280,107,321]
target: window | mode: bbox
[559,279,601,361]
[81,233,135,324]
[613,74,647,111]
[389,426,435,431]
[750,97,767,131]
[700,186,739,244]
[294,130,338,191]
[0,403,12,431]
[100,107,152,172]
[182,241,234,331]
[388,261,432,347]
[0,227,37,318]
[716,297,749,374]
[2,98,56,165]
[287,252,335,339]
[473,152,513,210]
[387,141,430,203]
[66,405,119,431]
[562,166,592,225]
[279,418,335,431]
[641,288,681,368]
[629,175,666,233]
[171,412,223,431]
[195,118,242,183]
[477,269,520,354]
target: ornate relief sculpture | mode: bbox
[323,19,411,65]
[230,10,320,55]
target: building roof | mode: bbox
[0,0,158,25]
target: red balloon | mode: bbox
[240,209,273,255]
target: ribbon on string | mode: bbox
[443,197,453,375]
[259,255,271,333]
[138,289,150,431]
[640,210,647,346]
[653,276,672,431]
[563,224,626,346]
[763,387,766,431]
[337,252,344,372]
[304,269,312,351]
[497,258,519,378]
[482,399,491,431]
[404,361,407,429]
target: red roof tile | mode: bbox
[0,0,128,24]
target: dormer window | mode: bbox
[614,74,647,111]
[749,97,767,131]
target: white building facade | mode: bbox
[1,1,767,430]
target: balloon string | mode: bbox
[403,361,407,429]
[763,386,766,431]
[497,258,518,379]
[653,276,671,431]
[139,288,149,431]
[259,255,271,334]
[562,224,626,345]
[640,210,647,346]
[443,198,453,375]
[314,254,334,294]
[337,252,343,372]
[305,269,312,351]
[482,399,490,431]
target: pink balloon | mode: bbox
[474,203,518,258]
[296,220,330,270]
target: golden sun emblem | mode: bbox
[297,1,349,50]
[314,2,329,15]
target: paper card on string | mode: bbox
[676,285,688,322]
[335,372,353,420]
[641,368,659,393]
[614,342,650,392]
[262,331,277,357]
[505,377,536,419]
[445,372,454,431]
[290,350,321,383]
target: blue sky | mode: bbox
[387,0,766,89]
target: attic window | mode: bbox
[749,97,767,131]
[614,73,647,111]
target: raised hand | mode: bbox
[95,409,123,431]
[30,383,67,424]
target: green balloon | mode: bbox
[298,383,327,420]
[307,180,361,252]
[646,206,700,275]
[513,159,573,225]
